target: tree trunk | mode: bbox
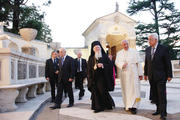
[152,0,160,41]
[12,0,21,33]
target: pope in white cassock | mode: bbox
[115,40,143,114]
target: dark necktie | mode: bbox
[78,59,80,72]
[151,47,155,60]
[61,57,64,65]
[52,59,56,70]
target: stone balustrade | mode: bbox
[0,48,51,112]
[171,60,180,78]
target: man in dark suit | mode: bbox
[57,50,67,98]
[74,51,87,100]
[45,51,59,102]
[144,33,173,120]
[50,48,75,109]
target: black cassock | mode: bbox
[87,54,115,110]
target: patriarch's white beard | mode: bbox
[95,51,102,60]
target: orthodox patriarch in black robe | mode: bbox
[87,41,115,113]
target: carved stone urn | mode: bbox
[19,28,37,41]
[19,28,37,56]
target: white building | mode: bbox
[67,5,137,60]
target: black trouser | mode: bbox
[63,86,67,96]
[55,80,74,105]
[75,72,85,97]
[49,76,58,100]
[75,78,79,89]
[149,80,154,101]
[151,79,167,117]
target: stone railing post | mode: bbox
[36,64,39,78]
[14,59,18,82]
[27,61,29,80]
[0,57,11,85]
[0,88,19,112]
[27,84,38,98]
[16,87,29,102]
[37,83,46,94]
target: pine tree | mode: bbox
[127,0,180,59]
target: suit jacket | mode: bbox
[58,55,75,83]
[45,58,59,79]
[144,44,173,81]
[74,58,87,78]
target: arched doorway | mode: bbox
[106,34,127,60]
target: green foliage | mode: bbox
[135,23,156,49]
[0,0,52,43]
[0,0,12,21]
[127,0,180,59]
[18,5,52,42]
[127,0,151,15]
[22,20,43,30]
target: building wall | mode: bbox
[66,48,89,60]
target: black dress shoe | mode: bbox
[160,116,166,120]
[129,108,137,114]
[49,104,61,109]
[78,97,82,100]
[67,104,74,107]
[152,111,160,115]
[94,109,104,113]
[150,100,156,104]
[106,107,113,110]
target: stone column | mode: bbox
[0,88,19,112]
[15,87,29,102]
[128,38,136,49]
[27,61,29,80]
[14,59,18,82]
[0,57,11,85]
[37,83,46,94]
[46,82,51,91]
[27,84,37,98]
[36,64,39,78]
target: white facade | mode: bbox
[83,11,137,53]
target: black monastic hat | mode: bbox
[90,41,106,57]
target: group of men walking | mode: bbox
[45,33,172,120]
[45,48,87,109]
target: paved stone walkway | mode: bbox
[37,80,180,120]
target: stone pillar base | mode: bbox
[27,85,37,98]
[0,89,19,112]
[16,87,28,103]
[37,83,46,94]
[46,82,51,91]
